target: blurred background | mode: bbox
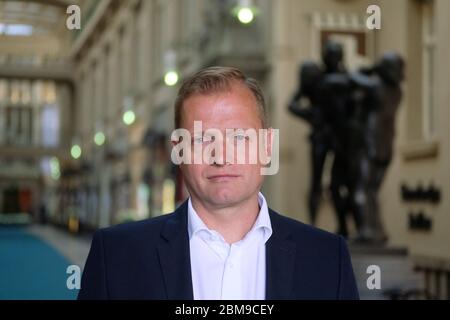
[0,0,449,300]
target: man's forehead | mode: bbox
[179,81,264,129]
[191,128,259,133]
[182,90,260,114]
[184,82,254,102]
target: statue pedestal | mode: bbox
[349,243,408,256]
[348,244,422,299]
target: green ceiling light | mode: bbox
[164,70,179,86]
[238,7,254,24]
[71,144,82,159]
[163,50,178,87]
[94,131,106,146]
[232,0,258,25]
[123,110,136,125]
[50,157,60,180]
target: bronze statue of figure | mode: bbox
[352,52,405,243]
[289,42,405,243]
[288,40,346,226]
[324,51,404,242]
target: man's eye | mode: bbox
[234,134,247,141]
[193,136,213,144]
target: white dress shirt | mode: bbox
[187,192,273,300]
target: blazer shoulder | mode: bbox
[97,211,176,243]
[106,212,172,232]
[269,208,341,244]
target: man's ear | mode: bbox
[266,127,273,158]
[171,132,182,147]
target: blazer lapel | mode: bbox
[265,209,297,299]
[157,201,194,299]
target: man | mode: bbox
[78,66,359,300]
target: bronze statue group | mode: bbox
[288,40,405,244]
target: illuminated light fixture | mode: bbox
[238,7,254,24]
[232,0,258,25]
[164,70,179,86]
[50,157,60,180]
[68,216,79,233]
[71,144,82,159]
[123,110,136,125]
[94,131,106,146]
[164,50,179,87]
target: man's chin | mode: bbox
[206,194,242,208]
[205,190,257,209]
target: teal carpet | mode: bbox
[0,226,79,300]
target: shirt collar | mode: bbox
[187,192,273,244]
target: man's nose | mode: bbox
[211,136,231,166]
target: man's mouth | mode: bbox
[207,174,240,182]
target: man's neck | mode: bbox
[190,194,260,244]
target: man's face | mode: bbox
[177,83,269,209]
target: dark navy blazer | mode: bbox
[77,200,359,300]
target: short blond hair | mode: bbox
[174,66,267,129]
